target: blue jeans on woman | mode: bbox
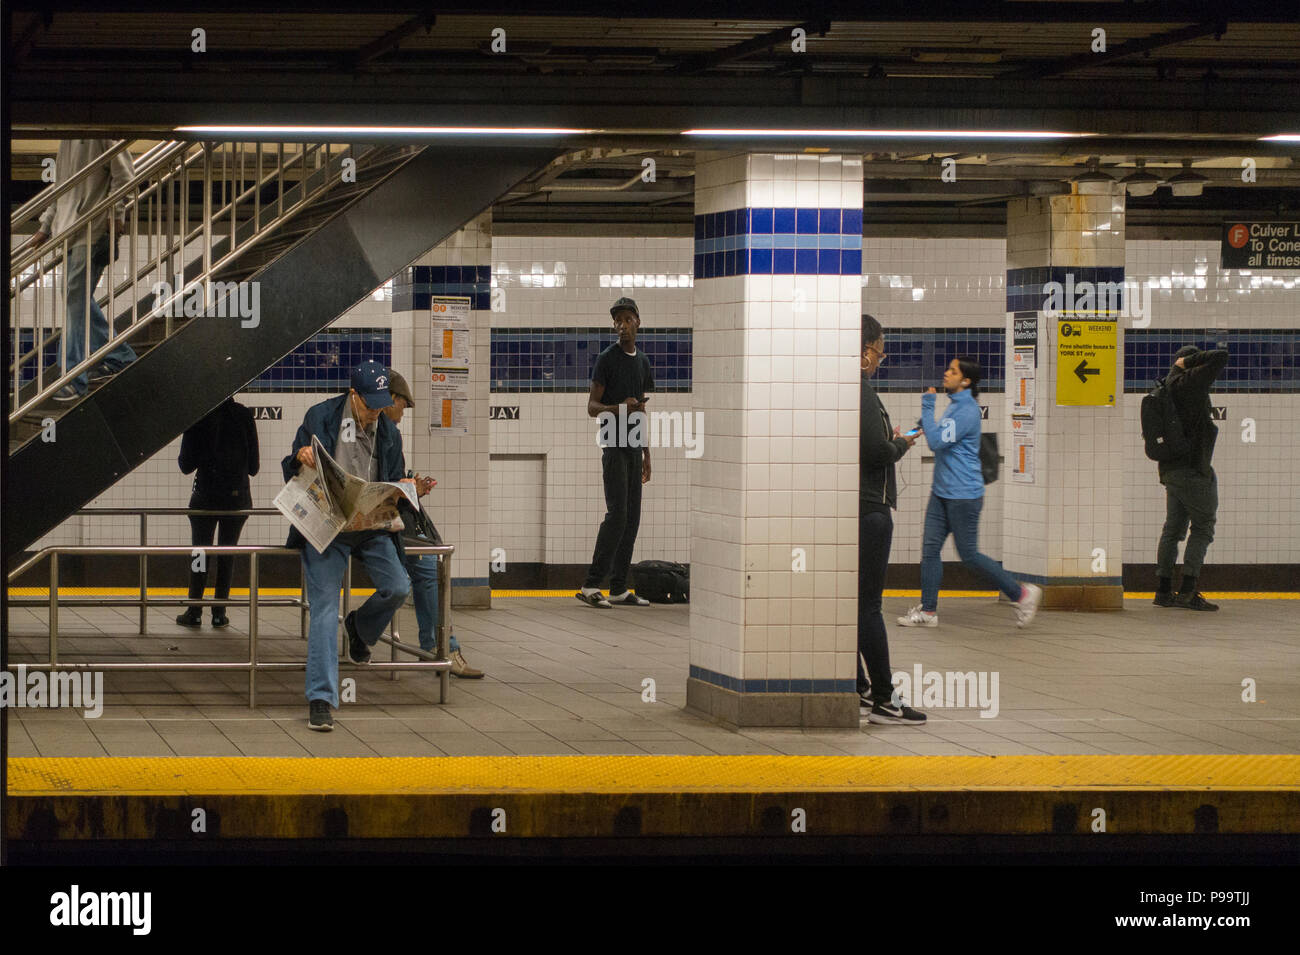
[921,493,1023,612]
[64,233,137,392]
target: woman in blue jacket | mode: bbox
[898,357,1042,628]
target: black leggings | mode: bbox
[857,507,895,702]
[187,498,248,610]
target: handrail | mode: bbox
[10,139,136,229]
[8,541,456,708]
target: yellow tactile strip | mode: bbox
[8,755,1300,796]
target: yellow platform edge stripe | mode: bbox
[8,587,1297,600]
[7,755,1300,796]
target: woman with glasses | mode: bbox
[858,315,926,725]
[897,357,1042,629]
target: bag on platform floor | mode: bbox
[632,560,690,604]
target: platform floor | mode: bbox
[6,594,1299,759]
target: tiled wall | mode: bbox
[32,233,1299,581]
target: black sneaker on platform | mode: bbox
[1174,591,1219,611]
[858,689,873,715]
[867,700,927,725]
[1153,591,1177,608]
[345,611,372,664]
[211,611,230,629]
[175,610,202,628]
[308,700,334,732]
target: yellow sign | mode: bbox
[1055,319,1116,406]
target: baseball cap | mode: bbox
[386,368,414,408]
[610,296,640,320]
[350,360,393,410]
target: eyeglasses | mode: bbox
[866,345,887,365]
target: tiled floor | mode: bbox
[6,596,1299,757]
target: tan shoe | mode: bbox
[450,649,484,679]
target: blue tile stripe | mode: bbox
[872,328,1006,393]
[491,327,691,393]
[394,264,491,312]
[1006,266,1127,314]
[694,207,864,278]
[245,328,391,393]
[690,664,855,695]
[1124,329,1299,393]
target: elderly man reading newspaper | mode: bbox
[277,361,423,732]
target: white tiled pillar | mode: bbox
[1003,188,1126,609]
[686,152,862,727]
[391,212,493,607]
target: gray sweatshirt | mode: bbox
[37,140,136,241]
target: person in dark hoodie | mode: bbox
[858,314,926,726]
[176,397,259,629]
[282,360,411,732]
[1154,344,1230,611]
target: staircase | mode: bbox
[8,138,560,560]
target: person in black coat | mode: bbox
[176,397,260,628]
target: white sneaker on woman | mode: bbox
[897,605,938,627]
[1014,583,1043,628]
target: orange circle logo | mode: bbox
[1227,224,1249,248]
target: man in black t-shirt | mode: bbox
[577,297,654,608]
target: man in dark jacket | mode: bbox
[281,360,410,731]
[1154,345,1229,611]
[176,397,260,629]
[859,314,925,725]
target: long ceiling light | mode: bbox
[176,125,593,135]
[1258,134,1300,142]
[682,128,1089,139]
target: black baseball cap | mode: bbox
[610,296,640,320]
[350,360,394,410]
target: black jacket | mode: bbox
[860,375,911,512]
[1159,349,1229,482]
[179,398,259,505]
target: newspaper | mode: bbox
[274,435,419,554]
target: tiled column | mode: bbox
[1003,188,1126,609]
[686,152,862,727]
[392,212,494,608]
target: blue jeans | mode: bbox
[64,233,136,392]
[302,531,410,707]
[921,493,1023,612]
[405,553,460,654]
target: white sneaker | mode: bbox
[897,605,938,627]
[608,590,649,606]
[1014,583,1042,628]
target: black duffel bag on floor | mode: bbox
[632,560,690,604]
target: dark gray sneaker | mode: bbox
[867,700,927,725]
[308,700,334,732]
[1174,591,1219,611]
[345,611,371,664]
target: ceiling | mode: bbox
[8,2,1300,237]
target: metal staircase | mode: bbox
[8,138,560,560]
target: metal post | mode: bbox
[249,552,259,709]
[299,558,308,640]
[49,551,59,665]
[342,559,352,662]
[437,552,451,703]
[139,513,148,634]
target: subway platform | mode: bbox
[6,592,1298,856]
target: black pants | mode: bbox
[584,447,644,594]
[857,507,895,703]
[187,494,249,612]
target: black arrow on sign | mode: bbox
[1074,359,1100,384]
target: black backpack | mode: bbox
[979,432,1000,484]
[1141,378,1190,462]
[632,560,689,603]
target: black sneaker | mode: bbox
[867,700,927,725]
[308,700,334,732]
[608,590,649,606]
[575,589,612,609]
[88,363,117,383]
[345,611,371,663]
[1174,591,1219,611]
[1153,591,1177,608]
[211,611,230,629]
[858,688,873,715]
[175,610,202,628]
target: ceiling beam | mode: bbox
[1001,20,1228,80]
[343,9,437,71]
[672,19,831,75]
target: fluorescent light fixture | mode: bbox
[1120,158,1161,198]
[175,125,591,135]
[681,128,1087,139]
[1258,134,1300,142]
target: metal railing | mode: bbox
[7,508,455,708]
[9,139,364,422]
